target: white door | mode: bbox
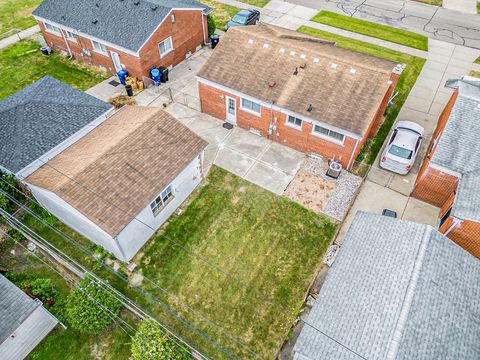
[110,51,122,72]
[225,97,236,124]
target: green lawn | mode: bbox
[0,39,107,101]
[298,26,425,165]
[0,0,42,38]
[475,56,480,64]
[311,11,428,51]
[202,0,241,30]
[236,0,270,7]
[470,70,480,78]
[412,0,442,5]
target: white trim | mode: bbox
[15,108,113,179]
[197,76,362,140]
[34,15,140,56]
[429,162,462,178]
[225,96,237,124]
[311,124,345,146]
[239,98,261,117]
[158,36,174,58]
[285,115,303,130]
[137,8,206,52]
[443,217,461,236]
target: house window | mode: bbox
[150,185,174,216]
[92,40,107,54]
[240,98,261,115]
[287,115,302,128]
[65,30,76,41]
[313,124,345,143]
[171,14,176,23]
[44,22,60,34]
[159,37,173,57]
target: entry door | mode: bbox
[110,51,122,72]
[225,96,236,124]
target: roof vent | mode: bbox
[248,39,254,44]
[95,2,99,7]
[92,19,98,24]
[331,63,338,69]
[313,58,319,63]
[300,54,306,59]
[307,104,313,112]
[279,48,285,54]
[293,67,298,75]
[151,5,158,10]
[268,80,276,88]
[134,0,140,5]
[61,15,66,20]
[289,51,295,56]
[300,62,306,69]
[263,43,269,48]
[350,68,357,74]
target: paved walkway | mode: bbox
[271,0,480,49]
[443,0,477,14]
[0,25,39,49]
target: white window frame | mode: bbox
[44,22,61,35]
[159,36,174,58]
[312,124,345,145]
[91,40,108,55]
[240,98,261,116]
[286,115,303,130]
[65,30,77,42]
[150,185,174,217]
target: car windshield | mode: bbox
[232,13,248,24]
[388,145,413,159]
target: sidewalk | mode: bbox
[0,25,39,49]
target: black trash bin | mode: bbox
[158,66,169,83]
[125,84,133,97]
[210,34,220,49]
[40,46,52,56]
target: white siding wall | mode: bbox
[26,184,126,260]
[116,153,203,261]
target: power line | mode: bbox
[1,170,368,360]
[0,185,261,359]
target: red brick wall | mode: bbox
[198,82,357,168]
[441,220,480,259]
[37,9,205,79]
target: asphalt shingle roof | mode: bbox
[0,274,41,343]
[33,0,210,52]
[430,77,480,222]
[293,212,480,360]
[0,76,112,174]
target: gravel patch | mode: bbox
[301,157,362,221]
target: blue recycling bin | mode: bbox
[150,68,161,83]
[117,69,128,85]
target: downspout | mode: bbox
[444,218,461,236]
[347,137,360,170]
[112,235,128,263]
[60,29,73,58]
[202,13,208,45]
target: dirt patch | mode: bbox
[15,5,37,18]
[284,171,335,213]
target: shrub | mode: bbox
[207,15,216,37]
[131,319,190,360]
[28,201,58,225]
[108,95,137,109]
[66,276,121,334]
[21,278,59,306]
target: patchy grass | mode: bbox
[202,0,240,30]
[0,0,42,38]
[0,39,107,101]
[137,166,337,357]
[470,70,480,78]
[311,11,428,51]
[298,26,425,165]
[236,0,270,7]
[412,0,442,5]
[475,55,480,64]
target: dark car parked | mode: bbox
[225,9,260,31]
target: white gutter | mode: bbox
[429,162,462,178]
[444,217,461,236]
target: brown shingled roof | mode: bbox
[197,23,397,136]
[25,106,207,236]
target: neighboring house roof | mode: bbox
[25,106,208,236]
[294,212,480,360]
[0,76,112,174]
[0,274,58,360]
[33,0,211,53]
[197,23,397,136]
[431,77,480,222]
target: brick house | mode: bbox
[33,0,212,79]
[412,76,480,258]
[197,24,402,169]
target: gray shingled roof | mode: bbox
[293,212,480,360]
[0,274,48,343]
[430,77,480,222]
[33,0,211,52]
[0,76,112,174]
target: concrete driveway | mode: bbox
[166,103,304,194]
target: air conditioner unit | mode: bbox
[326,160,342,179]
